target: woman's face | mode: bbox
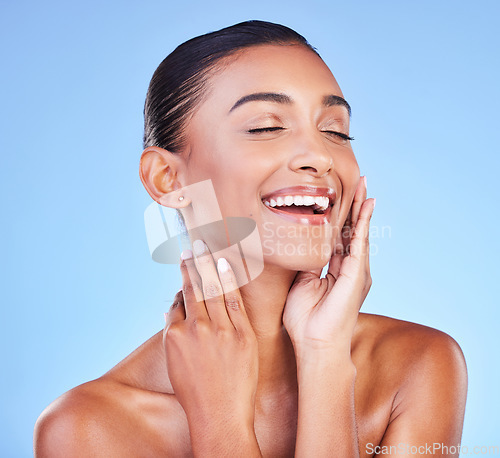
[181,44,360,271]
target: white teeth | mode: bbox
[314,196,329,210]
[263,194,331,211]
[293,195,304,206]
[303,196,315,206]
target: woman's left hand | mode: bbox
[282,176,375,357]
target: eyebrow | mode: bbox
[228,92,351,117]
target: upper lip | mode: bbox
[261,185,336,207]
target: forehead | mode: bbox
[200,44,344,113]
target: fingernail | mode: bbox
[363,176,367,187]
[373,198,376,208]
[193,239,207,256]
[180,249,193,260]
[164,312,168,323]
[217,257,230,273]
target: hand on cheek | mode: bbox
[283,175,375,358]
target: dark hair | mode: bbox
[143,20,320,152]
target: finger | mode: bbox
[349,198,376,262]
[343,176,365,256]
[293,270,322,286]
[364,197,376,272]
[341,210,353,256]
[179,250,206,320]
[328,214,350,279]
[164,289,186,328]
[305,268,322,277]
[350,176,367,228]
[327,251,343,280]
[216,257,253,336]
[192,239,232,326]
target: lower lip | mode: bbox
[262,201,333,225]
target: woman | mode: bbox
[34,20,467,457]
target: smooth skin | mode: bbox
[34,44,467,457]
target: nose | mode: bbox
[288,130,333,178]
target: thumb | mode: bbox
[292,269,321,286]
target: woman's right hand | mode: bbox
[163,240,259,438]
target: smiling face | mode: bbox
[179,44,360,271]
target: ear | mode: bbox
[139,146,190,208]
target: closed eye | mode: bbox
[322,131,354,141]
[247,127,284,133]
[247,127,354,142]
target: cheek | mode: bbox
[340,150,360,183]
[198,161,259,217]
[336,152,361,215]
[346,159,361,201]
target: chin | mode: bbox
[263,244,333,272]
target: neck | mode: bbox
[183,226,301,395]
[238,263,299,396]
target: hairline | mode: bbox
[171,42,323,155]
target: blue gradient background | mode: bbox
[1,1,499,455]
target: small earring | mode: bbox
[178,196,184,201]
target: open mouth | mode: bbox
[262,195,331,215]
[260,187,336,225]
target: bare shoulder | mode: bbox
[354,312,468,413]
[34,378,131,457]
[355,312,467,372]
[353,314,468,444]
[34,338,190,457]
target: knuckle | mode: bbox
[190,318,210,334]
[170,292,183,307]
[204,281,222,298]
[225,295,241,311]
[169,299,179,310]
[182,283,194,296]
[164,322,183,340]
[183,281,201,296]
[215,326,232,339]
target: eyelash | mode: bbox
[247,127,354,141]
